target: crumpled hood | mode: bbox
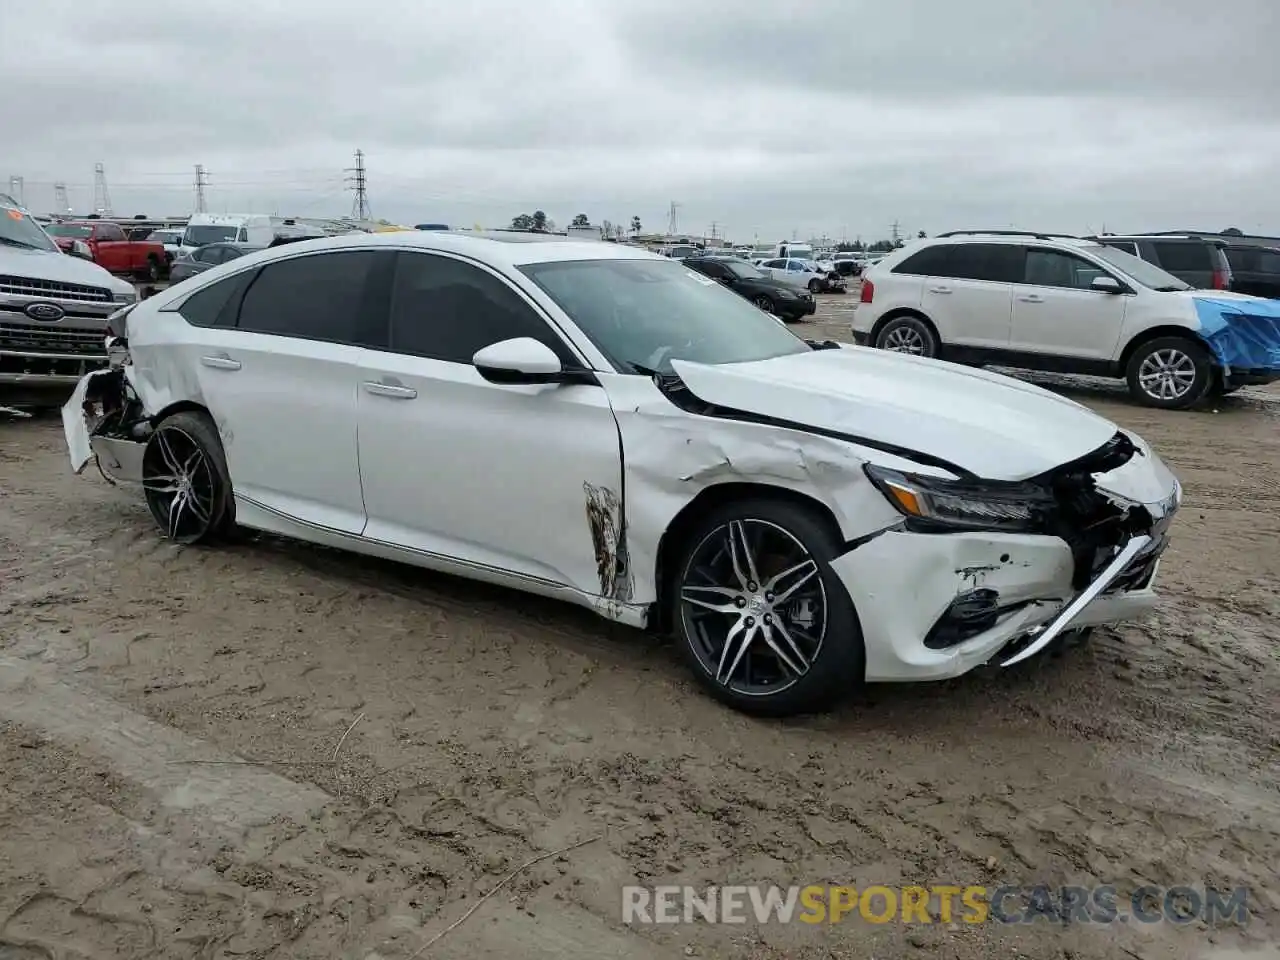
[0,245,133,294]
[670,346,1120,481]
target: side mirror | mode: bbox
[69,240,94,260]
[473,337,566,385]
[1091,275,1123,294]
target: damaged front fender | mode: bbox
[602,373,908,609]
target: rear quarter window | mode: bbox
[173,270,255,328]
[1151,242,1212,272]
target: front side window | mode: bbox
[519,257,811,375]
[1023,249,1108,289]
[237,251,376,343]
[388,252,572,364]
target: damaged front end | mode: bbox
[62,304,153,483]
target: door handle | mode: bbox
[1017,294,1044,303]
[927,286,952,294]
[362,380,418,400]
[200,354,241,370]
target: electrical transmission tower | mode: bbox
[666,201,681,236]
[346,149,370,220]
[53,183,70,215]
[92,163,113,215]
[7,176,23,205]
[194,164,208,213]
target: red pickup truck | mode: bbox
[45,220,168,281]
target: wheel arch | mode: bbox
[650,481,845,634]
[870,308,939,347]
[1118,325,1218,373]
[149,399,214,427]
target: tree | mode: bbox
[630,215,642,236]
[531,210,548,232]
[511,213,534,231]
[917,230,927,238]
[572,213,589,227]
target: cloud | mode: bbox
[2,0,1276,240]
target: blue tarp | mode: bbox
[1192,295,1280,372]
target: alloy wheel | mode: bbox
[882,325,926,354]
[142,426,218,544]
[678,519,827,697]
[1137,348,1196,401]
[753,295,773,311]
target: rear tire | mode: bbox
[144,257,162,282]
[874,315,939,358]
[670,498,864,717]
[807,279,822,294]
[142,410,234,545]
[1125,336,1212,409]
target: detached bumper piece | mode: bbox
[999,534,1152,667]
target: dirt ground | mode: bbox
[1,297,1277,960]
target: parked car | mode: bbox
[852,231,1280,408]
[65,231,1184,716]
[1223,244,1280,299]
[1089,234,1232,291]
[168,243,266,283]
[145,228,185,266]
[832,258,862,278]
[758,257,846,294]
[0,194,137,408]
[682,255,817,322]
[44,221,168,282]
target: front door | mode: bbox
[1009,248,1128,360]
[355,250,623,596]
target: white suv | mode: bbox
[852,231,1280,408]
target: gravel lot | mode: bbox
[1,295,1277,960]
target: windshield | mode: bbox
[1086,244,1191,290]
[0,203,59,252]
[45,224,93,239]
[519,258,812,374]
[725,260,766,280]
[184,225,238,245]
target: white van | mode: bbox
[773,242,814,261]
[180,214,275,252]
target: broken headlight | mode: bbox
[864,464,1053,533]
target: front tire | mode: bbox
[142,410,234,544]
[752,294,776,314]
[1125,336,1212,409]
[671,499,864,717]
[874,315,939,358]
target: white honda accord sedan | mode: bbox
[64,231,1181,716]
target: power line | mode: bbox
[345,149,370,220]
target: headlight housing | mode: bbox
[113,290,137,304]
[864,464,1054,533]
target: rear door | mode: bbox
[175,249,383,533]
[1008,247,1128,360]
[914,243,1020,349]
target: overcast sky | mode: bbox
[4,0,1277,242]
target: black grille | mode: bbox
[0,322,106,354]
[0,274,114,303]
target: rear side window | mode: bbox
[1152,242,1212,272]
[1226,247,1259,272]
[237,251,376,343]
[1261,251,1280,273]
[896,243,1021,283]
[176,271,254,328]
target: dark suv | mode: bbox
[682,256,817,322]
[1089,234,1231,291]
[1223,244,1280,299]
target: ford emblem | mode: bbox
[24,302,65,322]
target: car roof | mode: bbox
[1094,233,1225,245]
[221,230,667,268]
[913,233,1101,250]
